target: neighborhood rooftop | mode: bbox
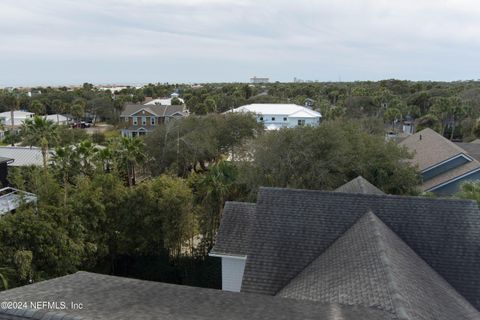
[212,181,480,319]
[120,104,186,117]
[229,103,321,117]
[333,176,385,195]
[399,128,480,193]
[0,271,393,320]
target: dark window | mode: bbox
[272,117,275,121]
[259,117,263,121]
[283,117,287,121]
[298,119,305,126]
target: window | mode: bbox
[142,116,146,125]
[298,119,305,126]
[271,117,275,121]
[259,116,263,121]
[124,117,128,123]
[151,117,156,125]
[283,117,287,121]
[133,117,138,125]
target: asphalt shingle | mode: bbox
[0,272,394,320]
[240,187,480,311]
[210,202,256,256]
[277,211,480,319]
[334,176,385,195]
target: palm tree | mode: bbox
[196,160,237,246]
[51,99,65,124]
[95,147,113,173]
[52,145,79,206]
[30,100,46,115]
[76,140,98,176]
[21,116,58,169]
[119,137,146,186]
[2,93,19,145]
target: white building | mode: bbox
[44,114,71,125]
[228,103,321,130]
[144,96,185,106]
[0,111,35,127]
[250,76,269,84]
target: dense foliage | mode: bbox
[5,79,474,291]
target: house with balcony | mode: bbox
[119,104,187,137]
[227,103,321,130]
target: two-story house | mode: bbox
[228,103,321,130]
[119,104,187,137]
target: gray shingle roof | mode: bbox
[0,271,394,320]
[240,188,480,311]
[210,202,255,256]
[334,176,385,195]
[120,104,186,117]
[277,211,479,319]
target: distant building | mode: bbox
[0,111,35,128]
[144,96,185,106]
[304,98,315,109]
[44,114,71,125]
[120,104,187,137]
[250,76,269,84]
[227,103,321,130]
[0,111,35,138]
[399,128,480,195]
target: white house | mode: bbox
[144,93,184,106]
[44,114,71,125]
[228,104,321,130]
[0,111,35,127]
[0,111,35,138]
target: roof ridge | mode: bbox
[368,211,411,320]
[257,186,478,204]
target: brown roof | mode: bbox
[399,128,480,191]
[120,104,186,117]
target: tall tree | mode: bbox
[119,137,147,186]
[30,100,46,115]
[21,116,59,169]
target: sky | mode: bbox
[1,0,480,86]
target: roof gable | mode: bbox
[399,128,476,171]
[240,188,480,310]
[334,176,385,195]
[277,211,479,319]
[121,104,186,117]
[210,202,255,256]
